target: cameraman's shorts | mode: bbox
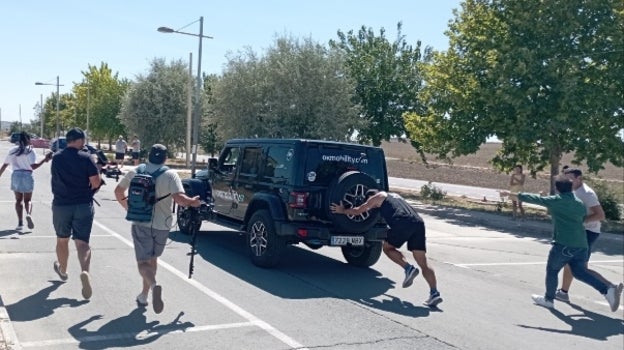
[132,224,169,262]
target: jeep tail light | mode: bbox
[297,229,308,237]
[289,191,309,208]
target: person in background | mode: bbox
[50,127,101,300]
[0,131,52,230]
[114,144,200,314]
[130,135,141,166]
[331,190,442,307]
[115,135,128,168]
[508,164,526,219]
[555,167,616,303]
[502,177,622,312]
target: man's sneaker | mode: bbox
[605,285,622,312]
[53,261,68,281]
[532,294,554,309]
[402,265,419,288]
[15,225,23,231]
[26,215,34,229]
[80,271,92,300]
[424,293,443,307]
[555,289,570,302]
[152,285,164,314]
[136,293,148,307]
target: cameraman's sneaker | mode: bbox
[555,289,569,302]
[136,293,148,307]
[605,285,622,312]
[532,294,554,309]
[402,265,419,288]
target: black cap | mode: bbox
[148,144,167,164]
[66,127,86,142]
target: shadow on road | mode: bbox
[170,230,433,318]
[68,309,194,349]
[6,281,88,322]
[517,303,624,341]
[0,229,31,238]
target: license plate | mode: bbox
[331,236,364,246]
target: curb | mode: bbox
[0,295,20,350]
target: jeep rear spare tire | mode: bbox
[329,171,381,233]
[247,210,286,268]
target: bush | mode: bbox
[585,178,622,221]
[420,181,447,201]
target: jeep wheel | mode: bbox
[177,206,201,235]
[341,241,382,267]
[329,171,381,233]
[247,210,286,268]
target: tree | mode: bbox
[119,58,191,154]
[73,63,130,147]
[330,22,429,146]
[212,35,358,141]
[404,0,624,192]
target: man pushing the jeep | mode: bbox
[331,190,442,307]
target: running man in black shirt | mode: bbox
[331,190,442,307]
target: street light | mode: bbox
[158,16,213,177]
[35,76,64,140]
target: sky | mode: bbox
[0,0,462,124]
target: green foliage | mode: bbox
[212,35,358,141]
[405,0,624,193]
[119,58,191,152]
[585,178,622,221]
[420,181,447,201]
[330,22,429,146]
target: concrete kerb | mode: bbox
[0,295,20,350]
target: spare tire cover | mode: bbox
[328,171,380,233]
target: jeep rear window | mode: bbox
[304,145,385,186]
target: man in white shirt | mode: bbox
[555,167,623,302]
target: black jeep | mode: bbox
[177,138,389,268]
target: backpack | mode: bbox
[125,164,170,222]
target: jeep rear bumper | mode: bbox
[273,222,388,243]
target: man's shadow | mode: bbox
[517,303,624,340]
[358,293,438,317]
[6,281,88,322]
[68,308,194,349]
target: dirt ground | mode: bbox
[381,140,623,194]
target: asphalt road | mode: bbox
[0,143,622,350]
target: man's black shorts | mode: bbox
[385,220,426,252]
[131,152,140,160]
[115,152,125,160]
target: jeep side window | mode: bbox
[264,146,293,183]
[219,147,240,174]
[240,147,262,175]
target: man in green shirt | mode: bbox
[503,177,622,312]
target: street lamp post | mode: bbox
[158,17,213,177]
[35,76,64,139]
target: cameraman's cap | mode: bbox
[66,127,86,142]
[148,144,167,164]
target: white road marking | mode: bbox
[0,234,112,239]
[94,220,308,350]
[20,321,256,348]
[451,260,623,268]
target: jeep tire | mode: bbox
[247,210,286,268]
[177,206,201,235]
[341,241,383,267]
[329,171,381,233]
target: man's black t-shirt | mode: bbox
[378,192,423,227]
[51,147,99,206]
